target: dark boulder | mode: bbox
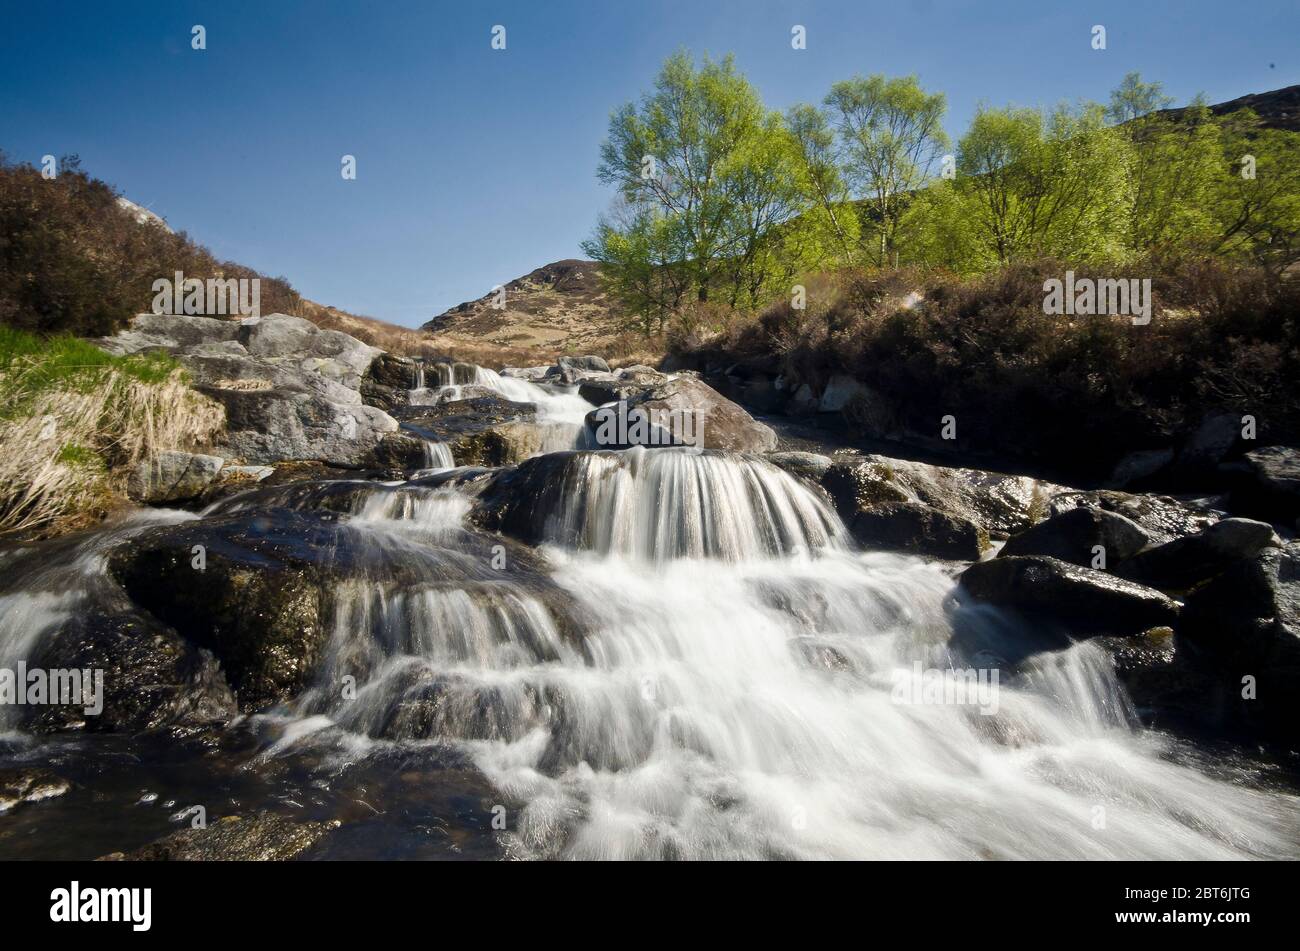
[1235,445,1300,525]
[29,609,236,734]
[999,507,1150,567]
[957,556,1180,637]
[846,501,987,560]
[1046,489,1219,544]
[1115,517,1279,591]
[1176,544,1300,736]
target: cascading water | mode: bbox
[251,447,1297,860]
[408,361,595,457]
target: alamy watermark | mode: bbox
[0,663,104,716]
[151,270,260,318]
[1043,270,1151,325]
[891,662,1000,715]
[591,400,706,448]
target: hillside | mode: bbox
[421,259,623,352]
[1159,82,1300,131]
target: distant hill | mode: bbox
[421,259,623,352]
[1159,83,1300,131]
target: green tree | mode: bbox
[1209,112,1300,270]
[584,51,822,327]
[1106,72,1174,124]
[823,74,949,266]
[955,103,1131,265]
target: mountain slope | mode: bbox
[421,259,623,351]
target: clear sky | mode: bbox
[2,1,1295,326]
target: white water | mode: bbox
[262,448,1298,860]
[408,362,593,457]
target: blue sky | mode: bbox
[2,1,1295,326]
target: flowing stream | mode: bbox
[1,377,1297,859]
[257,447,1296,859]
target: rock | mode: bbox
[821,455,1066,540]
[401,395,542,466]
[818,374,870,413]
[29,609,236,733]
[766,451,833,482]
[501,365,553,382]
[633,376,777,452]
[1108,448,1175,488]
[957,556,1181,637]
[109,512,340,711]
[1174,413,1242,475]
[1238,445,1300,523]
[100,312,404,469]
[1115,518,1279,591]
[846,500,987,560]
[1094,629,1215,726]
[1046,489,1218,544]
[217,464,275,485]
[238,313,380,388]
[1177,544,1300,736]
[207,385,398,468]
[0,768,71,813]
[558,354,610,374]
[366,352,419,389]
[100,814,339,861]
[582,374,776,453]
[789,384,818,415]
[577,366,670,406]
[999,507,1150,567]
[127,450,224,503]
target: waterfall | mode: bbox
[243,447,1298,860]
[420,440,455,470]
[407,360,594,457]
[486,447,843,562]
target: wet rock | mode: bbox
[1115,518,1279,591]
[0,768,71,813]
[366,352,419,390]
[372,432,429,469]
[1046,489,1218,544]
[999,507,1150,567]
[581,374,775,453]
[127,450,224,503]
[822,455,1066,540]
[957,556,1181,637]
[29,609,236,733]
[1095,629,1214,726]
[847,500,987,560]
[100,814,340,861]
[633,376,776,452]
[402,395,548,467]
[766,451,833,482]
[1176,544,1300,735]
[109,513,341,711]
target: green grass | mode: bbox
[0,326,180,419]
